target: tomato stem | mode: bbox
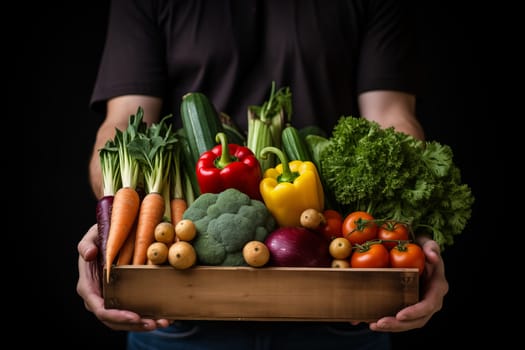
[353,239,385,252]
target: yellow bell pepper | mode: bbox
[259,146,324,227]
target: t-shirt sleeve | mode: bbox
[356,0,419,95]
[90,0,166,114]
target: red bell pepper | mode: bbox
[196,132,262,200]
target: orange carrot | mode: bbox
[116,220,136,265]
[105,186,140,283]
[170,198,187,226]
[132,192,165,265]
[169,143,191,226]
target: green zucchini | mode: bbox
[281,125,311,161]
[298,125,328,139]
[180,92,224,165]
[176,128,201,197]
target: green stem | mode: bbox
[260,146,299,183]
[260,81,276,121]
[214,132,235,169]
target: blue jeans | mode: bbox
[127,321,391,350]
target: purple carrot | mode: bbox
[95,138,121,284]
[94,195,114,285]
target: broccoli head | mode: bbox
[182,188,276,266]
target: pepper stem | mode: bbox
[260,146,299,183]
[214,132,235,169]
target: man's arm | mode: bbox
[359,90,450,332]
[89,95,163,198]
[358,90,425,140]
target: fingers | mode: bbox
[78,224,99,261]
[370,314,430,332]
[371,294,438,332]
[367,238,448,332]
[415,236,444,265]
[77,228,102,287]
[77,267,169,331]
[76,228,171,332]
[394,291,441,323]
[77,255,103,306]
[101,318,170,332]
[96,309,171,332]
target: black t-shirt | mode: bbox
[90,0,418,133]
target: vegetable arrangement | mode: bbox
[97,84,474,281]
[308,116,475,250]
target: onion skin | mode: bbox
[264,226,331,267]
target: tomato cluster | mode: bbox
[325,211,426,275]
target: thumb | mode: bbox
[78,224,99,261]
[416,236,441,264]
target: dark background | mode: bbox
[36,1,493,348]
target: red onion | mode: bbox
[264,226,331,267]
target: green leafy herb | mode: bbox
[320,116,474,250]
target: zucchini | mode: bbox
[176,128,201,197]
[298,125,328,140]
[180,92,224,165]
[282,124,311,161]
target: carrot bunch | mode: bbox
[104,110,146,282]
[127,114,178,265]
[100,107,199,282]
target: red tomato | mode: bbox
[377,221,410,250]
[324,209,343,220]
[342,211,378,245]
[389,242,425,276]
[318,209,343,241]
[350,242,389,268]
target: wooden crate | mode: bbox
[103,265,418,322]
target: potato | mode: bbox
[168,241,196,270]
[154,222,176,244]
[175,219,197,241]
[242,241,270,267]
[147,242,169,265]
[300,208,325,230]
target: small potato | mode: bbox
[300,208,325,230]
[154,222,176,244]
[331,259,350,268]
[168,241,197,270]
[243,241,270,267]
[329,237,352,260]
[175,219,197,241]
[147,242,169,265]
